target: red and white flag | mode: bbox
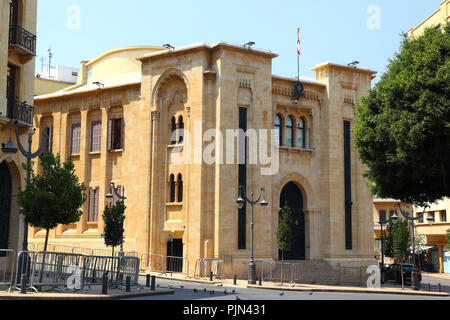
[297,28,301,56]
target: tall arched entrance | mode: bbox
[0,162,12,251]
[279,182,305,260]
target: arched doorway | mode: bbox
[279,182,305,260]
[0,162,12,251]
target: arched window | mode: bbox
[286,116,294,148]
[297,117,306,149]
[170,116,177,145]
[177,174,183,203]
[169,174,176,203]
[178,116,184,144]
[275,114,282,147]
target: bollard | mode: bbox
[428,283,431,292]
[126,276,131,293]
[146,274,151,288]
[151,276,156,291]
[438,283,441,292]
[20,274,27,294]
[210,272,213,282]
[102,274,108,295]
[234,275,237,286]
[258,276,262,286]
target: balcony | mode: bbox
[7,98,34,126]
[9,25,36,59]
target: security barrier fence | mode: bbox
[140,253,166,274]
[0,249,15,292]
[28,243,137,257]
[2,249,142,293]
[253,261,368,286]
[194,259,224,279]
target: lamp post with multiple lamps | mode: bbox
[236,185,269,285]
[394,203,434,290]
[2,121,48,284]
[105,182,127,257]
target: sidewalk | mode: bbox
[141,272,449,297]
[0,286,174,300]
[422,272,450,281]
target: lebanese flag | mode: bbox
[297,28,301,56]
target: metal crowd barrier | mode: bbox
[166,256,190,278]
[0,249,16,292]
[30,251,84,293]
[14,250,36,291]
[72,247,93,256]
[141,253,166,274]
[117,256,143,290]
[82,255,119,289]
[194,259,223,279]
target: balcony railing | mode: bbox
[9,25,36,56]
[7,98,34,126]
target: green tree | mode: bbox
[446,229,450,249]
[101,200,126,257]
[391,219,412,263]
[382,221,395,259]
[354,24,450,206]
[277,202,293,285]
[17,153,87,253]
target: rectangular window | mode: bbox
[71,123,81,155]
[91,121,102,152]
[88,189,99,222]
[441,210,447,223]
[238,107,248,250]
[43,126,53,153]
[107,118,124,151]
[379,210,387,223]
[344,121,352,250]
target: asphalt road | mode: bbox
[124,277,450,301]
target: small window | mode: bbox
[177,174,183,203]
[169,174,176,203]
[285,116,294,147]
[441,210,447,223]
[71,123,81,155]
[170,117,177,145]
[379,210,386,223]
[178,116,184,144]
[91,121,102,152]
[297,118,306,149]
[275,114,282,147]
[107,118,124,151]
[43,126,53,153]
[88,189,99,222]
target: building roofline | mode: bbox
[139,41,279,61]
[311,61,377,76]
[85,46,166,67]
[34,80,141,102]
[272,75,326,87]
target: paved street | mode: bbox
[124,277,450,301]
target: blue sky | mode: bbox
[36,0,440,82]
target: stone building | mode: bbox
[0,0,37,259]
[31,42,377,278]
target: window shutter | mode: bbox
[49,126,53,153]
[107,119,113,151]
[88,189,94,222]
[120,118,125,149]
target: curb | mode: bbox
[246,284,449,297]
[139,273,223,285]
[0,289,175,301]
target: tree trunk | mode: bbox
[38,229,50,291]
[281,252,284,286]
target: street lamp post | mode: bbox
[105,182,127,257]
[378,211,398,282]
[236,185,269,285]
[394,203,434,290]
[2,122,47,285]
